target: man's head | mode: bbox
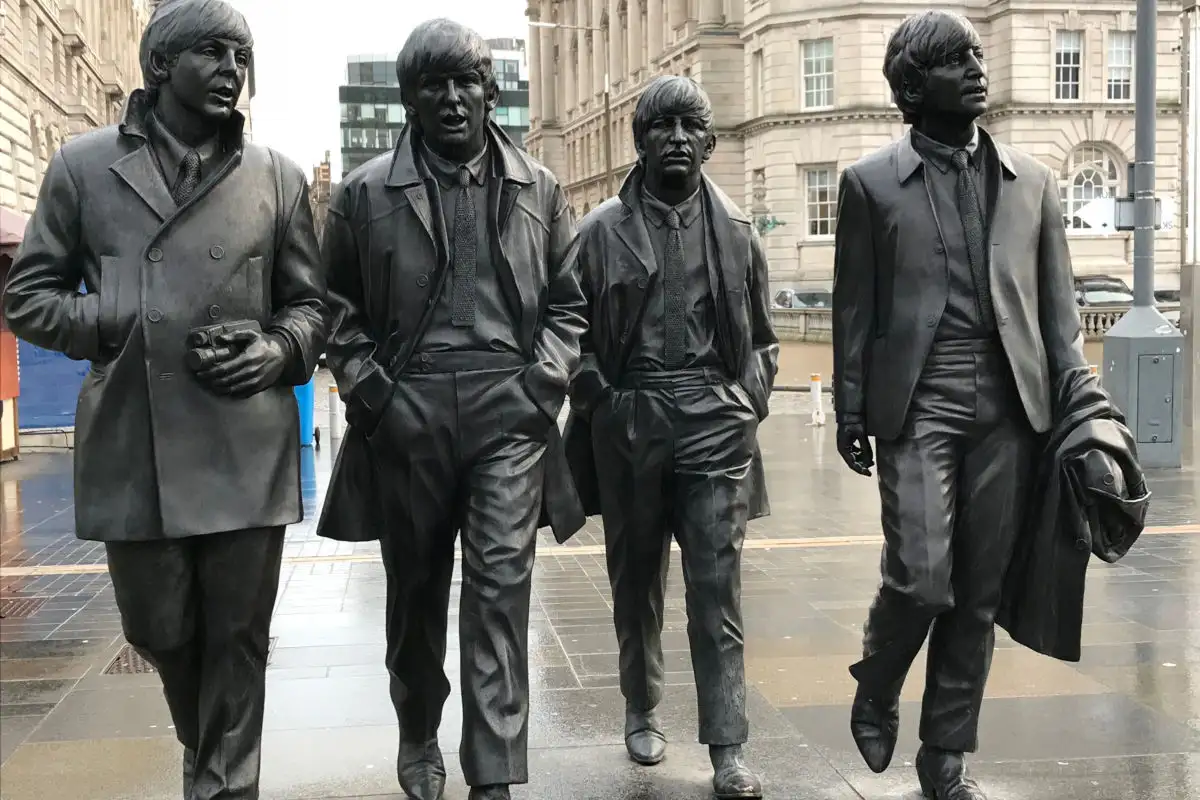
[632,76,716,187]
[139,0,252,120]
[396,19,498,161]
[884,11,988,126]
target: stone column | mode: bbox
[667,0,685,32]
[527,5,542,125]
[564,0,577,111]
[592,0,606,95]
[627,0,643,77]
[540,22,558,122]
[700,0,722,25]
[646,0,663,62]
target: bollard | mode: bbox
[328,386,343,440]
[809,373,827,427]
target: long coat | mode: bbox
[832,127,1089,440]
[563,166,780,519]
[1,91,327,542]
[315,122,587,544]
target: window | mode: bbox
[751,49,764,117]
[1055,30,1083,100]
[801,38,834,109]
[1059,145,1122,231]
[1107,31,1134,101]
[804,167,837,237]
[387,104,405,124]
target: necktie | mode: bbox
[171,149,202,206]
[663,208,686,368]
[950,149,996,330]
[451,166,477,327]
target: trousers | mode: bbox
[106,526,286,800]
[368,359,550,787]
[850,339,1037,752]
[592,368,759,745]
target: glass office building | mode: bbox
[339,40,531,178]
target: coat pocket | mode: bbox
[243,256,267,320]
[97,255,136,357]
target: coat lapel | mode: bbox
[110,146,177,222]
[489,175,523,325]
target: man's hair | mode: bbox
[631,76,715,157]
[883,11,982,124]
[139,0,252,99]
[395,19,497,107]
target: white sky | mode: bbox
[224,0,529,178]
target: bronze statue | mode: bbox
[832,11,1099,799]
[1,0,327,797]
[315,18,587,800]
[563,76,778,800]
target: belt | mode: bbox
[402,350,527,375]
[617,366,728,389]
[928,337,1002,357]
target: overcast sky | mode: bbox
[225,0,529,177]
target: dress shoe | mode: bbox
[709,744,763,799]
[397,738,446,800]
[915,746,987,800]
[624,705,667,765]
[850,684,900,773]
[467,785,510,800]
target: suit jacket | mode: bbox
[563,166,780,519]
[832,127,1089,440]
[997,366,1150,662]
[1,90,327,542]
[315,122,588,544]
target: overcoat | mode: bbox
[2,91,327,542]
[563,166,780,519]
[832,127,1089,440]
[315,122,588,544]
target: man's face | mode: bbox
[639,113,714,184]
[409,69,494,157]
[919,32,988,121]
[162,37,250,120]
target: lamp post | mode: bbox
[530,20,614,196]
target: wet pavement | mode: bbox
[1,384,1198,800]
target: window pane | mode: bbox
[802,38,835,108]
[1055,30,1083,101]
[1107,31,1134,101]
[805,167,837,237]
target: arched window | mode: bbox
[1059,144,1123,232]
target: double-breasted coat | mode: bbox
[563,166,780,518]
[315,121,588,544]
[2,91,327,542]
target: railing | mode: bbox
[770,304,1183,343]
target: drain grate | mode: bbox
[102,637,279,675]
[0,597,47,618]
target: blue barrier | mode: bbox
[294,376,315,447]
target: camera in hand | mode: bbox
[185,320,261,371]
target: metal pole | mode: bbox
[1133,0,1157,306]
[603,27,614,197]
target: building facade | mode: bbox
[339,39,531,179]
[526,0,1185,296]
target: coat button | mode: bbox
[207,304,222,319]
[147,248,163,262]
[417,274,429,287]
[147,308,163,322]
[210,245,224,259]
[926,314,937,326]
[935,244,945,254]
[637,277,648,289]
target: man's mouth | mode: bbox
[209,87,236,102]
[664,152,691,164]
[963,85,987,98]
[441,112,468,128]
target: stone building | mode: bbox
[526,0,1185,296]
[0,0,151,216]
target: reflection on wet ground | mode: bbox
[2,397,1198,799]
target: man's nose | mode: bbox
[443,79,461,102]
[669,120,686,142]
[965,52,985,76]
[217,50,237,73]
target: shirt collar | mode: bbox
[145,109,222,183]
[641,186,703,230]
[911,125,980,174]
[421,141,490,189]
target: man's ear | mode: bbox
[148,50,173,86]
[900,75,924,116]
[701,131,716,163]
[485,79,500,113]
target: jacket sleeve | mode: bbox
[1037,167,1089,381]
[832,165,875,423]
[1,149,101,362]
[524,181,588,421]
[743,224,780,419]
[267,162,328,386]
[566,219,609,417]
[322,183,394,432]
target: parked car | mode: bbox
[773,288,833,309]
